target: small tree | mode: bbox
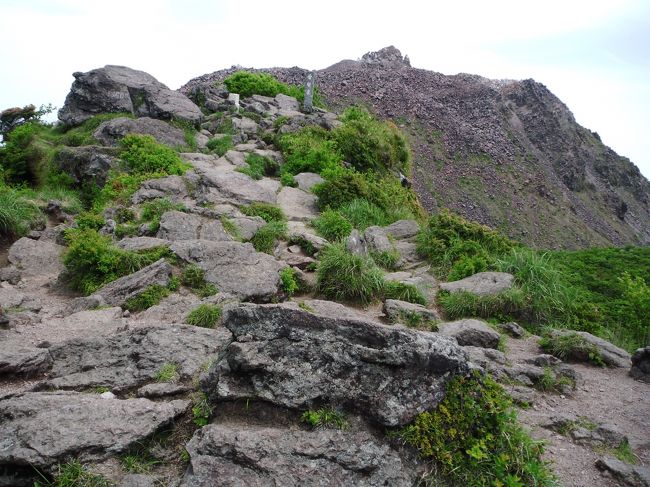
[0,104,53,138]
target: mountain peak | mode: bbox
[360,46,411,69]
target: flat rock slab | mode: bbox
[131,175,190,204]
[198,169,277,206]
[171,240,283,302]
[8,238,64,277]
[282,299,377,322]
[596,456,650,487]
[384,220,420,239]
[116,237,171,251]
[157,210,232,241]
[202,303,469,427]
[438,318,501,349]
[440,271,515,296]
[276,187,319,222]
[181,424,417,487]
[40,325,232,392]
[0,391,188,476]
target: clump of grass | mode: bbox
[383,280,427,305]
[370,249,400,271]
[0,184,43,237]
[123,284,170,312]
[224,71,323,106]
[192,392,212,427]
[237,153,279,180]
[612,440,637,464]
[250,221,288,254]
[312,209,353,242]
[34,460,111,487]
[298,301,314,312]
[186,304,222,328]
[155,362,179,383]
[220,216,242,240]
[206,135,233,156]
[539,331,605,366]
[437,289,527,323]
[240,202,286,222]
[397,372,557,486]
[181,265,218,298]
[280,267,299,296]
[122,453,159,474]
[140,197,186,233]
[316,243,384,304]
[301,408,348,430]
[119,134,189,176]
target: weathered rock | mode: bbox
[596,457,650,487]
[498,321,526,338]
[287,221,328,251]
[181,424,417,487]
[255,177,281,195]
[0,391,187,480]
[276,186,319,222]
[131,175,190,204]
[89,259,171,307]
[223,150,247,167]
[545,415,628,449]
[59,65,201,127]
[346,229,366,254]
[526,354,561,367]
[119,474,158,487]
[275,94,300,111]
[53,145,119,186]
[0,286,25,309]
[40,325,231,392]
[630,346,650,382]
[139,292,233,325]
[440,271,515,296]
[0,346,52,378]
[464,346,508,378]
[93,116,186,147]
[202,303,469,426]
[384,219,420,239]
[8,237,64,277]
[137,382,192,399]
[232,117,259,134]
[438,318,501,349]
[547,329,631,368]
[199,169,277,206]
[229,216,266,240]
[281,299,375,322]
[171,240,284,302]
[116,237,171,251]
[364,226,394,254]
[383,299,439,324]
[0,266,21,285]
[157,210,232,241]
[293,172,324,192]
[64,295,106,315]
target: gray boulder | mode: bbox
[364,226,394,254]
[40,325,232,392]
[287,222,328,251]
[383,299,439,325]
[8,237,64,277]
[88,258,171,307]
[276,186,318,222]
[202,303,469,426]
[275,93,300,111]
[119,475,158,487]
[281,299,376,322]
[547,329,631,368]
[229,216,266,240]
[438,318,501,349]
[293,172,324,192]
[0,392,187,479]
[54,145,119,186]
[93,116,186,147]
[181,424,417,487]
[232,117,259,134]
[596,457,650,487]
[498,321,526,338]
[440,271,515,296]
[58,65,202,127]
[116,237,171,251]
[157,210,232,241]
[630,346,650,382]
[545,415,627,449]
[384,220,420,239]
[131,174,190,204]
[171,240,284,302]
[199,169,277,206]
[0,346,51,378]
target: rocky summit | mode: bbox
[0,50,648,487]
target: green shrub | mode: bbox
[250,221,288,254]
[312,170,374,210]
[0,184,43,237]
[438,289,526,323]
[301,408,348,430]
[119,134,189,175]
[0,122,44,184]
[383,280,427,305]
[312,209,353,242]
[337,198,389,230]
[397,372,556,486]
[59,112,132,147]
[73,212,106,231]
[206,135,233,156]
[34,459,111,487]
[223,71,322,105]
[316,244,384,304]
[186,304,222,328]
[92,171,161,210]
[240,202,286,222]
[237,153,279,180]
[280,267,299,296]
[334,106,411,175]
[277,126,342,176]
[139,197,186,232]
[280,172,297,187]
[62,228,169,295]
[181,264,218,297]
[123,284,170,312]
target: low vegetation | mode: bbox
[0,184,43,237]
[301,408,348,430]
[237,153,279,180]
[223,71,323,106]
[205,135,232,156]
[186,304,222,328]
[181,265,218,298]
[123,283,173,312]
[539,331,605,366]
[34,460,111,487]
[155,362,179,383]
[250,220,288,254]
[280,266,300,296]
[240,202,285,222]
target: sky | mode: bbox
[1,0,648,179]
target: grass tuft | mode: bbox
[186,304,222,328]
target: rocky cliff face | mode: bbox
[182,46,650,249]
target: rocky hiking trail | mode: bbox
[1,65,649,487]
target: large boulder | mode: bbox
[440,271,515,296]
[596,457,650,487]
[157,210,232,241]
[202,303,469,427]
[293,172,324,192]
[630,346,650,382]
[39,325,232,392]
[180,424,417,487]
[0,391,187,482]
[438,319,501,349]
[58,65,202,127]
[8,237,64,277]
[131,174,190,204]
[171,240,284,302]
[276,186,319,222]
[53,145,119,186]
[0,346,51,378]
[93,116,186,147]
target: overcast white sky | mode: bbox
[1,0,648,178]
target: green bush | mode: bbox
[277,126,342,176]
[280,267,299,296]
[0,122,43,184]
[181,264,218,297]
[397,372,556,486]
[240,202,286,223]
[119,134,189,175]
[223,71,323,106]
[383,280,427,305]
[123,284,170,312]
[237,153,279,180]
[316,244,384,304]
[250,221,288,254]
[312,170,374,210]
[0,184,43,237]
[334,106,411,175]
[62,228,169,295]
[280,172,297,187]
[206,135,233,156]
[74,212,105,231]
[337,199,389,230]
[438,289,527,323]
[186,304,222,328]
[312,209,353,242]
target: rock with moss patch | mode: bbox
[293,172,324,192]
[202,303,468,427]
[547,329,631,368]
[383,299,439,324]
[131,175,191,204]
[438,318,501,349]
[384,219,420,239]
[180,424,418,487]
[440,271,515,296]
[94,116,187,147]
